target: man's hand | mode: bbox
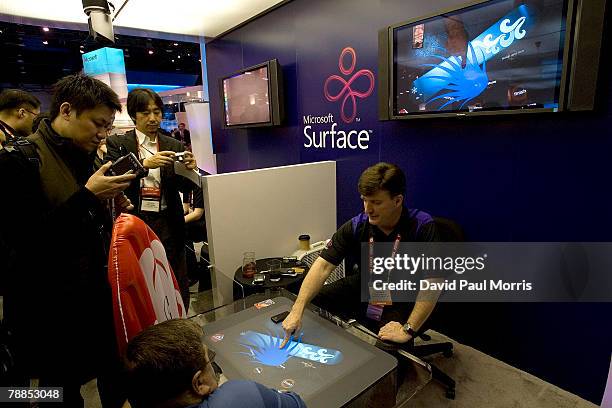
[85,162,136,200]
[114,193,134,213]
[378,321,412,344]
[279,309,303,348]
[183,151,197,170]
[143,151,176,169]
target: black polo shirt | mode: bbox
[320,207,438,277]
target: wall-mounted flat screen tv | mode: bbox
[384,0,573,119]
[220,59,284,128]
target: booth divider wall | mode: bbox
[202,161,336,307]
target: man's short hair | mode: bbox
[0,89,41,112]
[49,73,121,120]
[124,319,208,407]
[127,88,163,120]
[358,162,406,197]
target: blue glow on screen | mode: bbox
[239,330,343,367]
[393,0,566,114]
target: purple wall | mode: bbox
[206,0,612,402]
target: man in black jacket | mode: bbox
[0,89,41,148]
[105,88,197,307]
[0,73,135,406]
[172,122,191,148]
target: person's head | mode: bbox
[124,319,218,408]
[127,88,163,137]
[49,73,121,153]
[358,163,406,228]
[178,122,185,131]
[0,89,41,136]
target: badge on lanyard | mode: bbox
[137,134,163,213]
[367,233,401,314]
[140,186,161,213]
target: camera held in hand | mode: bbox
[107,152,147,178]
[175,152,186,163]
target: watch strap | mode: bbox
[402,323,417,337]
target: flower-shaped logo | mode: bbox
[324,47,375,123]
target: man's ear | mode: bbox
[58,102,72,121]
[192,370,213,396]
[395,194,404,207]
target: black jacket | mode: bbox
[0,120,115,379]
[104,129,190,238]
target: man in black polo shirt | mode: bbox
[282,162,441,346]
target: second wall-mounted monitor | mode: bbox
[220,59,284,128]
[379,0,607,119]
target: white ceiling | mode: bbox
[0,0,285,37]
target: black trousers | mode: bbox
[313,274,412,333]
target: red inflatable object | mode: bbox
[108,214,185,355]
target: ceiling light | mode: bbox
[177,55,181,59]
[187,53,190,56]
[171,59,175,62]
[80,45,84,48]
[42,40,48,45]
[148,50,154,55]
[173,43,178,46]
[43,27,50,32]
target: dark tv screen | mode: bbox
[223,66,271,126]
[392,0,568,117]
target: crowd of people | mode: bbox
[0,74,441,407]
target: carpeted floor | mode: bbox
[403,330,598,408]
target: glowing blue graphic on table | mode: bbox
[239,330,343,366]
[413,5,530,108]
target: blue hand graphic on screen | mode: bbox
[413,5,530,110]
[421,43,488,110]
[239,330,343,367]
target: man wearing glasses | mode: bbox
[0,89,41,148]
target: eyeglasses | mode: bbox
[22,108,39,118]
[206,349,216,364]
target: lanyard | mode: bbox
[368,231,402,283]
[135,132,160,160]
[136,132,161,190]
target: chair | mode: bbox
[393,216,465,400]
[108,214,186,355]
[297,239,346,284]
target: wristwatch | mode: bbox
[402,323,417,337]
